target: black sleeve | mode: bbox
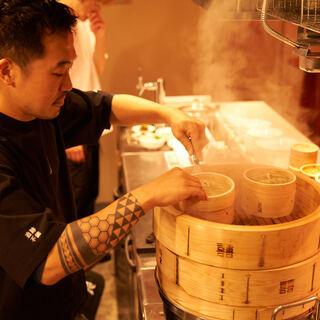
[59,89,113,148]
[0,169,66,289]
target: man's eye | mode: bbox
[52,73,64,77]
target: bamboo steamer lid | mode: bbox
[156,240,320,307]
[179,172,235,224]
[154,163,320,269]
[156,269,317,320]
[240,167,296,218]
[289,142,319,170]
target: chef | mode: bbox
[0,0,208,319]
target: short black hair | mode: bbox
[0,0,77,68]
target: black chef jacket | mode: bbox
[0,89,112,320]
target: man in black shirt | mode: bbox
[0,1,207,319]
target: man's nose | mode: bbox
[61,72,73,92]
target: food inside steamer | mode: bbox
[250,170,293,184]
[200,179,230,196]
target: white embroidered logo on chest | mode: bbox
[25,227,42,242]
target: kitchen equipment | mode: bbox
[156,267,318,320]
[258,0,320,72]
[179,172,235,223]
[156,240,320,307]
[154,162,320,319]
[193,0,320,72]
[300,163,320,178]
[156,278,318,320]
[241,166,296,218]
[257,0,320,34]
[136,72,166,104]
[289,142,319,170]
[154,163,320,270]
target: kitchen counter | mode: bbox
[121,150,168,320]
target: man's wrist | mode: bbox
[131,186,154,213]
[159,106,178,126]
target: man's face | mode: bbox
[11,31,76,121]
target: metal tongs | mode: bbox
[189,139,202,173]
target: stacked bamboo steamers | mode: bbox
[154,163,320,320]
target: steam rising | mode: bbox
[191,0,313,139]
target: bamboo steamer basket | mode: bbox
[154,163,320,270]
[179,172,235,224]
[300,163,320,180]
[289,142,319,170]
[154,163,320,320]
[240,167,296,218]
[156,269,317,320]
[156,240,320,307]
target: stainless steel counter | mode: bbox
[121,150,169,320]
[122,151,168,254]
[122,151,169,191]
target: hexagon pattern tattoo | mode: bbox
[57,193,144,274]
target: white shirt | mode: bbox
[70,20,101,91]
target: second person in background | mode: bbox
[59,0,111,220]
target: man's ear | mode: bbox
[0,58,15,86]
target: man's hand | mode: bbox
[88,4,107,75]
[132,167,207,212]
[168,109,208,160]
[110,95,208,159]
[88,5,105,41]
[65,145,86,164]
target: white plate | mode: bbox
[155,127,174,142]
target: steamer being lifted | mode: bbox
[154,163,320,320]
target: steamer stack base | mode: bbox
[154,163,320,320]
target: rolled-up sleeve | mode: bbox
[0,171,66,288]
[59,89,113,148]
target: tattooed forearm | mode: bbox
[57,227,84,274]
[57,193,145,273]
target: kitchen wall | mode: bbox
[100,0,204,98]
